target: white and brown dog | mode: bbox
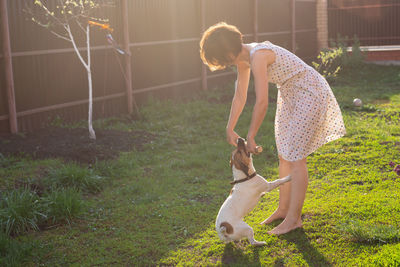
[215,138,291,246]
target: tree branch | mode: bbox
[66,24,88,70]
[86,24,91,70]
[76,20,87,33]
[49,30,71,42]
[35,0,66,27]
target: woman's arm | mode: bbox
[226,63,251,146]
[246,50,274,152]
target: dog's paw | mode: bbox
[251,240,266,246]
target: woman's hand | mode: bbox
[246,137,258,154]
[226,129,241,147]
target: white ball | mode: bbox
[353,98,362,107]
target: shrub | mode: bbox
[312,47,344,80]
[0,189,45,236]
[46,164,105,193]
[344,37,364,67]
[313,35,365,81]
[41,188,84,225]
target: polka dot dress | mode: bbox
[250,41,346,161]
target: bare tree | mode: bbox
[26,0,114,139]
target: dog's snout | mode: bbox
[237,138,246,150]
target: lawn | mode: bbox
[1,63,400,266]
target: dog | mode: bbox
[215,138,291,246]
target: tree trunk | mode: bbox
[66,24,96,140]
[87,69,96,139]
[87,25,96,140]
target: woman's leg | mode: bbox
[260,156,292,225]
[268,157,308,235]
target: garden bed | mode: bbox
[0,127,155,164]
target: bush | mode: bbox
[312,47,344,80]
[46,164,105,193]
[41,188,85,224]
[344,37,364,67]
[0,189,45,236]
[313,35,365,81]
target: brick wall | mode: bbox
[316,0,328,50]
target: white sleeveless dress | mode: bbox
[249,41,346,161]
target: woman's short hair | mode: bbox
[200,22,243,71]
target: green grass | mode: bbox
[0,189,45,236]
[46,164,106,193]
[41,189,85,225]
[0,232,44,267]
[338,219,400,244]
[1,63,400,266]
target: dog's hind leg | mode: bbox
[236,221,266,246]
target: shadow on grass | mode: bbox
[221,242,261,267]
[280,228,332,267]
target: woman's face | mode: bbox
[226,53,240,67]
[230,45,249,67]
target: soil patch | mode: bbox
[0,127,155,164]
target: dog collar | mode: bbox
[230,172,257,185]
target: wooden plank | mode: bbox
[200,0,207,90]
[254,0,259,42]
[0,0,18,133]
[291,0,296,53]
[121,0,134,114]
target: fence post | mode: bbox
[121,0,134,114]
[200,0,208,90]
[291,0,296,53]
[254,0,259,42]
[0,0,18,133]
[316,0,328,50]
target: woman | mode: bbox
[199,22,346,235]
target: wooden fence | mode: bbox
[0,0,317,133]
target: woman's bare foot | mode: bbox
[260,209,287,225]
[267,218,302,235]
